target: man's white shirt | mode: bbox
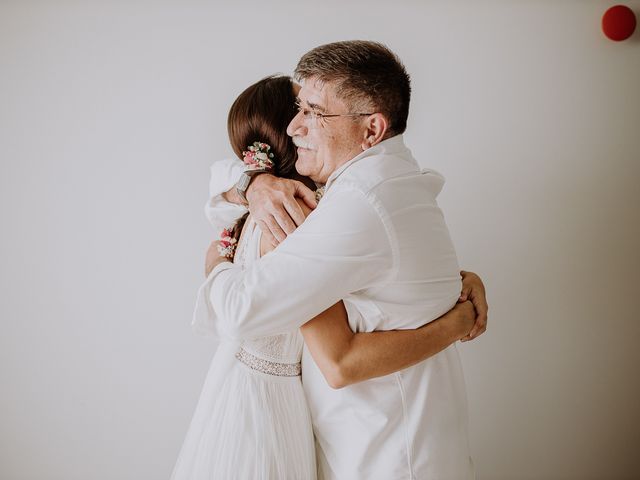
[193,135,474,479]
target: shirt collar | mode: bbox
[323,134,411,190]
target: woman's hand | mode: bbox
[458,270,488,342]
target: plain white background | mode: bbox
[1,1,639,479]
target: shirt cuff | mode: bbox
[191,262,235,337]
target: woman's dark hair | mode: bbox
[227,75,298,178]
[226,75,299,240]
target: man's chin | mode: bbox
[295,158,315,177]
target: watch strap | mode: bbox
[236,168,269,205]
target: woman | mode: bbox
[171,75,477,480]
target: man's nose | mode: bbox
[287,110,308,137]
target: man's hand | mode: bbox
[458,270,488,342]
[204,240,231,277]
[449,300,476,340]
[246,174,317,247]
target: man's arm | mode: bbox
[257,205,486,388]
[206,187,393,341]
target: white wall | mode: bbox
[1,1,638,479]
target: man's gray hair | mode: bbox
[294,40,411,135]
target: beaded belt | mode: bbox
[235,347,301,377]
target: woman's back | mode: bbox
[171,216,316,480]
[234,216,305,373]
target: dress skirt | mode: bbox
[170,341,317,480]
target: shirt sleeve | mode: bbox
[205,186,395,340]
[204,157,247,232]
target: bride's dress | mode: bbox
[171,217,316,480]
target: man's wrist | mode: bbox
[244,171,275,202]
[236,169,271,206]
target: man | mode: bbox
[199,41,486,479]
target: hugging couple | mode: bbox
[171,40,488,480]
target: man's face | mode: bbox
[287,78,366,184]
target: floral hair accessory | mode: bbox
[242,142,275,171]
[217,227,238,259]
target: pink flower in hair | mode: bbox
[242,142,275,170]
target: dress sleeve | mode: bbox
[191,157,247,337]
[204,186,396,340]
[204,157,247,232]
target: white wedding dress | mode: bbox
[171,217,316,480]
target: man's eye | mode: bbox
[295,103,320,119]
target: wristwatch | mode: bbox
[236,168,270,205]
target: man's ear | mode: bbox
[361,113,389,150]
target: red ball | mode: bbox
[602,5,637,41]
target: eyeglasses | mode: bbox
[294,100,374,128]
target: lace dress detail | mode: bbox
[235,348,302,377]
[233,217,305,373]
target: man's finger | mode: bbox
[256,219,280,247]
[294,181,318,210]
[283,198,307,227]
[460,330,473,342]
[263,215,287,243]
[460,303,487,342]
[458,288,470,302]
[273,207,298,234]
[466,308,487,340]
[470,291,488,320]
[472,318,487,339]
[467,323,487,341]
[465,327,478,341]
